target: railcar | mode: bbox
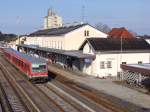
[3,48,48,81]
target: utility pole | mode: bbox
[120,36,123,80]
[16,16,22,45]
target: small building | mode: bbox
[23,24,107,50]
[79,38,150,77]
[121,64,150,85]
[108,27,135,39]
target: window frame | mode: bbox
[107,61,112,68]
[138,61,142,64]
[100,61,105,69]
[122,62,127,64]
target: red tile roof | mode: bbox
[108,27,135,39]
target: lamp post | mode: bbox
[120,36,123,80]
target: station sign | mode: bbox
[84,58,92,64]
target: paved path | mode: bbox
[48,64,150,109]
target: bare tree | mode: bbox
[95,22,111,34]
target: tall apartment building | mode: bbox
[44,8,63,29]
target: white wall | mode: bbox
[83,43,94,54]
[92,53,150,77]
[25,36,65,49]
[65,25,107,50]
[145,39,150,44]
[82,42,95,76]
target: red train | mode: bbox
[2,48,48,81]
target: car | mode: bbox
[3,48,48,82]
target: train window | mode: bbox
[32,67,40,72]
[39,65,46,69]
[32,64,46,72]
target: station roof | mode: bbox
[80,38,150,53]
[28,24,87,37]
[17,44,95,59]
[121,64,150,75]
[5,48,46,64]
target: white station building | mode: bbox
[17,24,150,78]
[23,24,107,50]
[79,38,150,77]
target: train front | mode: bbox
[30,62,48,81]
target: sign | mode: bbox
[84,58,92,64]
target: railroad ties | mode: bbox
[0,69,28,112]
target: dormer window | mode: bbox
[84,30,86,36]
[84,30,89,37]
[87,30,89,36]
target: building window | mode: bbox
[87,30,89,36]
[122,62,127,64]
[60,41,62,49]
[84,30,87,36]
[88,46,91,53]
[54,41,56,48]
[107,61,112,68]
[49,42,51,48]
[100,61,105,69]
[138,61,142,64]
[84,30,90,37]
[57,41,59,49]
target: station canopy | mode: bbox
[17,44,95,59]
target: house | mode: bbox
[23,23,107,50]
[108,27,135,39]
[138,35,150,44]
[79,38,150,77]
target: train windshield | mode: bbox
[32,64,47,72]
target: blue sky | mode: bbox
[0,0,149,35]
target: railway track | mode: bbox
[36,84,80,112]
[0,55,68,112]
[47,81,113,112]
[48,70,129,112]
[36,82,113,112]
[0,69,29,112]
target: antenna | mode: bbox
[16,16,22,44]
[81,5,85,23]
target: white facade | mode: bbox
[24,24,107,50]
[82,42,150,77]
[44,9,63,29]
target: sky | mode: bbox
[0,0,149,35]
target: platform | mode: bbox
[48,64,150,110]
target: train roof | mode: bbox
[5,48,46,64]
